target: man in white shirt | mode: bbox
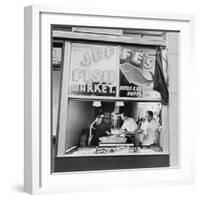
[121,112,138,133]
[140,111,160,146]
[121,112,138,144]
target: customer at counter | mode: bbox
[139,111,160,146]
[89,114,111,146]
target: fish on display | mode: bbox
[120,63,153,87]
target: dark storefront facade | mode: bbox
[51,27,178,172]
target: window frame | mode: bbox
[55,37,166,157]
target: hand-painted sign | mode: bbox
[119,46,160,98]
[70,43,117,96]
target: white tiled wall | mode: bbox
[167,32,179,55]
[168,54,179,94]
[167,32,179,167]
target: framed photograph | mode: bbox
[24,5,195,194]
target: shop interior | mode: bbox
[64,99,162,155]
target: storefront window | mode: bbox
[53,40,167,156]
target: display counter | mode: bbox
[54,145,169,172]
[64,146,168,157]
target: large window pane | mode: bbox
[65,100,164,156]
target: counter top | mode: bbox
[63,146,169,157]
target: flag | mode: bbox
[153,48,169,105]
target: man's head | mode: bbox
[145,110,153,122]
[121,112,129,121]
[95,114,104,125]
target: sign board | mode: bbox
[119,46,160,98]
[70,43,118,96]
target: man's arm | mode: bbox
[124,128,138,135]
[124,119,138,135]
